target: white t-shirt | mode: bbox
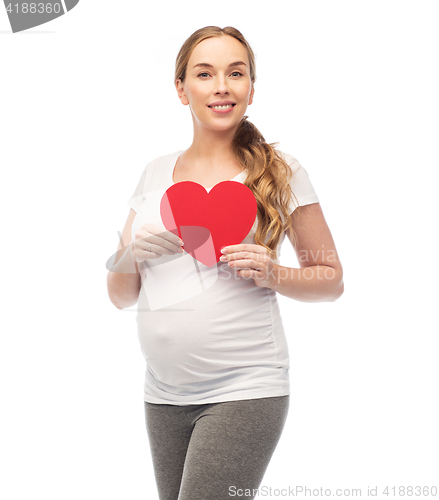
[127,149,319,405]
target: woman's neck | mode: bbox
[184,125,238,168]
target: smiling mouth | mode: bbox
[208,104,236,110]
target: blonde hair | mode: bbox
[175,26,297,260]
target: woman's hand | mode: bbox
[134,223,184,263]
[219,244,276,288]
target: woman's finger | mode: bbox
[228,258,264,271]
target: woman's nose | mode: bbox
[214,75,229,94]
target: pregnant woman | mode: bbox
[107,25,344,500]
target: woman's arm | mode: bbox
[107,208,142,309]
[221,203,343,303]
[268,203,344,302]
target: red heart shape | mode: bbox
[160,181,257,267]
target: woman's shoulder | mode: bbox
[131,150,183,193]
[274,149,319,206]
[145,150,184,169]
[275,149,302,175]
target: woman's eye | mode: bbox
[197,71,242,78]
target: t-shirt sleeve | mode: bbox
[127,163,152,213]
[280,151,319,214]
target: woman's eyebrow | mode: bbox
[192,61,247,69]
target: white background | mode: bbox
[1,1,438,498]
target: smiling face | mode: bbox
[176,35,254,134]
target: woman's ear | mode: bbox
[248,86,255,105]
[176,79,189,106]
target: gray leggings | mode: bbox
[144,395,289,500]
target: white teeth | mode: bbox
[211,104,233,109]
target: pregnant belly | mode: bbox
[137,310,276,388]
[135,264,279,388]
[137,310,231,386]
